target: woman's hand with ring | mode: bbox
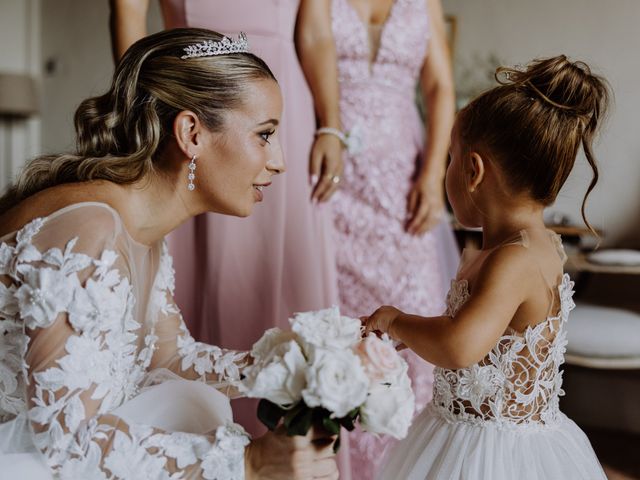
[310,134,344,203]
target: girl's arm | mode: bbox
[295,0,344,203]
[109,0,150,62]
[406,0,455,235]
[366,246,534,369]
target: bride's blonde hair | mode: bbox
[0,28,275,214]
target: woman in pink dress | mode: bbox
[110,0,339,438]
[297,0,459,478]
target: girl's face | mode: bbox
[445,120,481,228]
[197,78,284,217]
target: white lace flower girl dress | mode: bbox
[379,230,607,480]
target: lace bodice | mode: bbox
[0,203,249,479]
[432,270,575,429]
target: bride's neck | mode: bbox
[115,172,195,246]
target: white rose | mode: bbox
[359,375,415,439]
[250,328,297,363]
[302,349,369,418]
[241,339,306,406]
[291,306,361,354]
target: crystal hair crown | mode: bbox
[181,33,249,59]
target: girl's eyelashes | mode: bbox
[259,129,276,144]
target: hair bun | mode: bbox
[496,55,609,125]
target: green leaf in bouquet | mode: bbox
[332,435,341,453]
[257,399,287,431]
[336,407,359,431]
[322,417,341,436]
[284,404,314,436]
[282,402,305,427]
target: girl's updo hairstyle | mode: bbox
[457,55,610,233]
[0,28,276,214]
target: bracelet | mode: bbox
[315,127,348,148]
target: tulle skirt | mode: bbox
[0,375,233,479]
[378,404,607,480]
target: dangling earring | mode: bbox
[187,154,197,191]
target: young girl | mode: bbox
[365,55,608,479]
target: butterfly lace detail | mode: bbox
[432,274,575,429]
[0,207,249,479]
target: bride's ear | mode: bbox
[468,152,485,193]
[174,110,204,158]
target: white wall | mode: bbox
[444,0,640,246]
[0,0,40,189]
[40,0,162,153]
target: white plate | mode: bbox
[587,249,640,266]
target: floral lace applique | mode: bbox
[0,215,249,478]
[156,242,248,383]
[432,274,575,429]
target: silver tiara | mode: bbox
[181,33,249,59]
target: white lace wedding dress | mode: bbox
[379,231,607,479]
[0,202,250,479]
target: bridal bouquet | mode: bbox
[239,307,415,450]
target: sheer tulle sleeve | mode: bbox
[148,242,249,396]
[2,204,248,479]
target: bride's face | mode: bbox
[199,78,284,217]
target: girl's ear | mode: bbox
[468,151,486,193]
[173,110,204,158]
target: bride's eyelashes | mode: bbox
[259,129,276,144]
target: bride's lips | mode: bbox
[253,182,271,202]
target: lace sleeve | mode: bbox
[1,205,249,479]
[148,242,249,394]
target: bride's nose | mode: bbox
[267,146,285,175]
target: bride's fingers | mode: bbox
[310,428,336,443]
[313,440,337,459]
[311,458,338,478]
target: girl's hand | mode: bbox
[310,134,344,203]
[405,175,445,236]
[364,305,404,336]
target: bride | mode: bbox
[0,28,338,479]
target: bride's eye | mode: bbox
[259,129,275,144]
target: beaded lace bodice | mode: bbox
[331,0,429,92]
[432,238,575,429]
[0,203,249,479]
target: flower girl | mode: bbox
[365,56,608,479]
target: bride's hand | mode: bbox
[245,426,338,480]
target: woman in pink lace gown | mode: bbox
[297,0,459,477]
[111,0,339,437]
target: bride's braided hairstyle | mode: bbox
[457,55,610,234]
[0,28,275,214]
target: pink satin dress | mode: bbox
[330,0,460,478]
[160,0,339,437]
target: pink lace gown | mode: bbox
[330,0,460,478]
[159,0,339,436]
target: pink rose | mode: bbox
[355,335,404,383]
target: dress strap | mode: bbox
[493,229,567,319]
[548,230,568,264]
